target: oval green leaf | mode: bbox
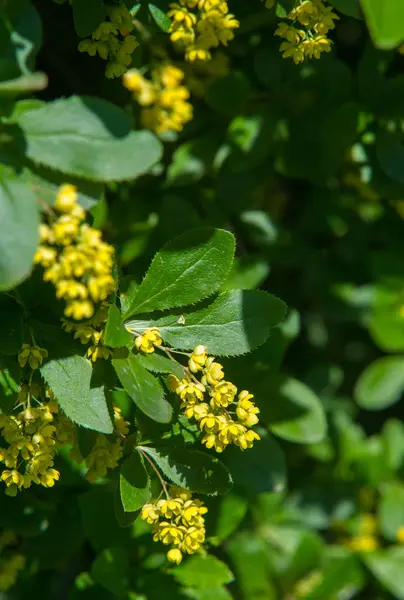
[355,356,404,411]
[123,228,235,318]
[112,354,172,423]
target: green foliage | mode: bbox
[1,0,404,598]
[139,446,233,495]
[41,355,114,433]
[15,96,163,181]
[0,171,39,290]
[113,353,173,423]
[123,228,235,318]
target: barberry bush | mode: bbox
[1,0,404,598]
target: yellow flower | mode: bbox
[167,548,183,564]
[18,344,48,370]
[135,328,163,353]
[141,503,161,524]
[209,380,237,409]
[276,0,337,64]
[236,390,260,427]
[201,356,224,386]
[54,183,79,213]
[157,498,184,518]
[176,379,206,403]
[188,345,208,372]
[346,534,379,553]
[397,526,404,544]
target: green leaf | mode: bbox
[382,419,404,471]
[364,548,404,599]
[184,588,233,600]
[139,446,233,495]
[136,352,185,379]
[0,294,24,355]
[263,378,327,444]
[120,451,150,512]
[123,229,235,319]
[41,355,114,433]
[329,0,362,18]
[114,488,140,528]
[0,171,39,291]
[172,555,234,589]
[16,96,163,182]
[213,494,248,541]
[226,533,278,600]
[72,0,105,37]
[91,547,130,596]
[148,3,171,31]
[355,356,404,411]
[379,483,404,541]
[104,304,133,348]
[220,257,270,291]
[223,431,286,493]
[136,290,287,357]
[112,354,172,423]
[360,0,404,49]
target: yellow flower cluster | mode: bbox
[34,184,115,321]
[275,0,338,64]
[167,0,239,62]
[343,513,379,553]
[123,65,193,133]
[0,553,25,592]
[0,399,64,496]
[78,3,138,78]
[140,485,207,564]
[18,344,48,370]
[134,327,163,353]
[80,406,129,483]
[169,345,260,452]
[63,303,112,362]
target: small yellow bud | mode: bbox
[167,548,183,564]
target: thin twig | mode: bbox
[138,447,169,499]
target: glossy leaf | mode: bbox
[139,446,233,495]
[128,290,287,357]
[172,555,234,589]
[120,451,150,513]
[41,355,113,433]
[355,356,404,411]
[113,354,172,423]
[123,229,235,318]
[16,96,163,182]
[0,171,39,291]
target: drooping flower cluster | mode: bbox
[18,344,48,370]
[78,3,138,78]
[123,64,193,133]
[140,485,207,564]
[169,345,260,452]
[167,0,239,62]
[0,397,67,496]
[275,0,339,64]
[78,405,130,483]
[34,184,115,321]
[0,533,25,592]
[63,302,112,362]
